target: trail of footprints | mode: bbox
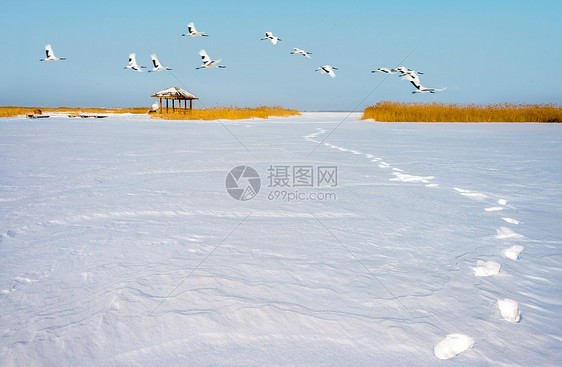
[304,128,528,360]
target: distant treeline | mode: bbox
[361,102,562,123]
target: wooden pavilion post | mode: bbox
[159,98,162,113]
[189,99,193,110]
[166,99,169,113]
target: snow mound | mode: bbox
[434,334,475,360]
[504,245,524,260]
[498,298,521,323]
[485,207,503,212]
[473,260,501,277]
[498,199,508,205]
[496,227,523,239]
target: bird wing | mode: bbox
[188,22,195,34]
[199,49,211,65]
[45,44,54,58]
[402,72,421,85]
[265,32,273,38]
[409,79,422,90]
[129,53,137,67]
[271,37,278,45]
[151,54,161,68]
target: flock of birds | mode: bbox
[39,22,445,94]
[373,67,446,94]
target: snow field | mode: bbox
[1,114,561,365]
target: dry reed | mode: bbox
[153,105,300,120]
[361,102,562,123]
[0,106,149,118]
[1,105,300,120]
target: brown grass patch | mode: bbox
[1,105,300,120]
[0,106,149,118]
[153,105,301,120]
[361,102,562,123]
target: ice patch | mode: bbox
[496,227,523,239]
[392,168,403,172]
[1,290,9,295]
[454,187,488,200]
[504,245,524,260]
[473,260,501,277]
[498,299,520,323]
[390,172,434,184]
[485,207,504,212]
[498,199,508,206]
[434,334,474,360]
[365,154,374,159]
[350,150,362,155]
[425,183,439,188]
[502,218,520,224]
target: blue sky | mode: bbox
[1,0,561,110]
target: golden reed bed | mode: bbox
[155,106,300,120]
[0,106,300,120]
[0,107,147,118]
[361,102,562,123]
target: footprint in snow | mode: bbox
[454,187,488,200]
[504,245,524,260]
[496,227,523,239]
[434,334,474,360]
[498,298,520,323]
[502,218,520,224]
[473,260,501,277]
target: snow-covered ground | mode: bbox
[1,113,561,366]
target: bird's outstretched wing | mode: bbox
[151,54,161,68]
[199,49,211,65]
[45,44,54,58]
[188,22,195,34]
[128,53,137,67]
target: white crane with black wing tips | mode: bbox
[148,53,172,72]
[196,49,226,69]
[182,22,208,37]
[123,53,146,72]
[261,32,281,45]
[40,44,66,61]
[401,72,446,94]
[315,65,338,78]
[290,48,312,58]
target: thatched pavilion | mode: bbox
[151,87,198,113]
